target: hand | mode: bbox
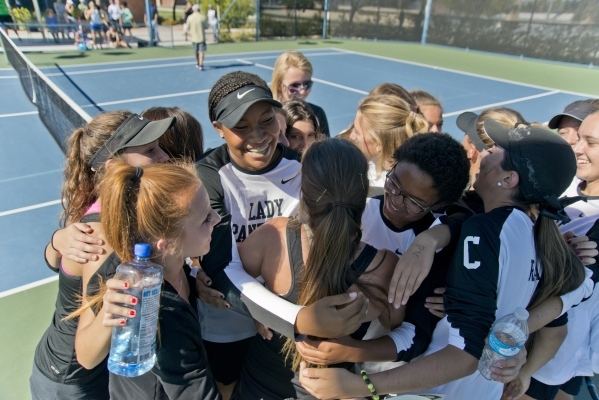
[388,232,437,308]
[102,279,138,327]
[502,373,531,400]
[296,336,359,365]
[425,287,446,318]
[489,345,527,383]
[195,269,231,309]
[54,223,106,263]
[564,231,598,265]
[299,362,367,400]
[297,292,368,338]
[254,319,273,340]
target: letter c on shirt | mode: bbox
[463,236,481,269]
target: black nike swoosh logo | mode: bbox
[395,249,403,256]
[281,178,293,184]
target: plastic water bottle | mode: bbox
[478,307,529,380]
[107,243,164,377]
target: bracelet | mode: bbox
[360,370,379,400]
[50,230,60,252]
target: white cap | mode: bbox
[514,307,529,321]
[192,4,199,10]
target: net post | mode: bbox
[322,0,328,39]
[145,0,154,46]
[255,0,260,41]
[420,0,432,45]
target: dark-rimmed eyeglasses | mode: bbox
[384,171,441,214]
[284,80,313,94]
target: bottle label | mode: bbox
[138,284,161,361]
[488,331,522,357]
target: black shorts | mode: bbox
[525,376,583,399]
[193,41,206,54]
[203,337,253,385]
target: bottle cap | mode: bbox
[513,307,529,321]
[134,243,151,258]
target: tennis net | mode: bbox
[0,27,91,153]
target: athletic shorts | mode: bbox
[525,376,583,399]
[90,23,102,31]
[193,41,206,54]
[203,337,253,385]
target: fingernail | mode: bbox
[206,280,212,286]
[92,255,98,261]
[220,294,224,299]
[129,310,136,317]
[302,370,308,376]
[131,297,137,304]
[349,292,357,298]
[120,319,126,325]
[123,282,129,289]
[567,239,572,244]
[579,256,585,260]
[97,240,102,245]
[573,244,579,248]
[97,249,103,254]
[226,304,231,309]
[402,300,407,306]
[388,298,393,303]
[576,251,582,255]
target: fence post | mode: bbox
[293,0,297,39]
[255,0,260,41]
[420,0,432,44]
[322,0,328,39]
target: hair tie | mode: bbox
[130,167,143,183]
[333,201,348,209]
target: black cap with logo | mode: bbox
[483,119,577,222]
[548,101,599,129]
[456,111,487,152]
[89,114,175,170]
[213,85,282,128]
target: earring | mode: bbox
[220,135,224,138]
[497,182,502,187]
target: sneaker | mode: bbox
[196,64,200,69]
[199,65,204,71]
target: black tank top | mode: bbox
[33,213,109,386]
[233,221,377,400]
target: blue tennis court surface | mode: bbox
[0,47,594,295]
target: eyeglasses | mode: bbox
[384,172,441,214]
[284,80,313,94]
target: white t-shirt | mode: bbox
[108,3,120,20]
[207,8,217,25]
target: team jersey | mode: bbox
[417,207,541,400]
[195,144,303,342]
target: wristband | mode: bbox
[50,230,60,252]
[360,370,379,400]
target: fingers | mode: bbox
[71,222,94,234]
[196,269,212,286]
[562,230,576,241]
[388,260,408,308]
[324,291,359,307]
[434,287,446,295]
[300,362,322,379]
[195,275,231,309]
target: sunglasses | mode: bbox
[284,80,313,94]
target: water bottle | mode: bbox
[107,243,164,377]
[478,307,529,380]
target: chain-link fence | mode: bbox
[259,0,324,38]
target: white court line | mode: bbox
[334,48,599,99]
[0,275,58,299]
[245,61,370,95]
[0,110,39,118]
[90,88,212,107]
[442,90,561,117]
[0,169,62,184]
[0,199,61,217]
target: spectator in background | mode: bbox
[410,89,443,132]
[106,25,128,48]
[185,4,207,70]
[45,9,60,42]
[548,99,599,149]
[207,3,218,42]
[119,1,133,44]
[271,50,330,136]
[53,0,69,39]
[144,0,159,44]
[182,0,193,41]
[85,1,103,49]
[107,0,121,34]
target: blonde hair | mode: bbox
[357,95,429,178]
[409,89,442,110]
[476,107,527,149]
[271,51,313,101]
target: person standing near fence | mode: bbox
[107,0,121,34]
[53,0,68,39]
[119,2,133,45]
[207,4,218,43]
[144,0,159,44]
[186,4,207,71]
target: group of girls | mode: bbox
[30,48,599,400]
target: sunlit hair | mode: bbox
[141,107,204,161]
[283,100,321,138]
[409,89,442,112]
[357,94,429,179]
[271,50,313,101]
[370,83,419,112]
[61,110,133,227]
[476,107,527,149]
[282,139,391,371]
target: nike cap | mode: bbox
[456,111,487,152]
[214,85,282,128]
[482,119,576,204]
[89,114,175,170]
[548,101,599,129]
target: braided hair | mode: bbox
[208,71,272,122]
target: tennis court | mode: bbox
[1,39,599,399]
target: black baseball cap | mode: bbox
[213,85,281,128]
[482,119,576,205]
[456,111,487,152]
[89,114,175,170]
[548,101,599,129]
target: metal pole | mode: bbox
[145,0,153,46]
[255,0,259,41]
[523,0,538,51]
[293,0,297,39]
[420,0,432,45]
[322,0,328,39]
